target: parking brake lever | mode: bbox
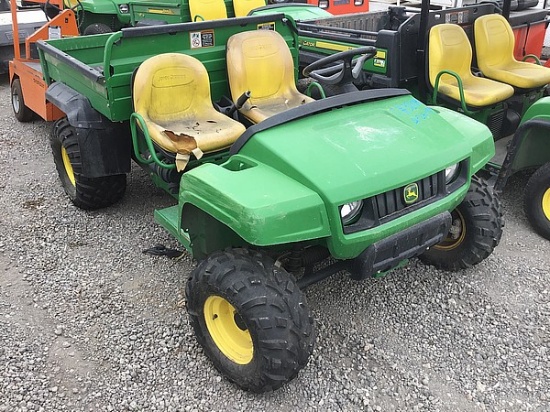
[227,91,251,117]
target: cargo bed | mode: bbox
[37,14,299,122]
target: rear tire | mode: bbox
[50,118,126,210]
[186,248,315,392]
[524,162,550,240]
[419,175,503,271]
[11,79,34,122]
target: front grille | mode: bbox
[342,160,468,234]
[374,173,440,219]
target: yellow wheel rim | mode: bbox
[542,188,550,221]
[433,209,466,251]
[61,146,76,187]
[204,296,253,364]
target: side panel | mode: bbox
[179,159,331,248]
[10,60,65,122]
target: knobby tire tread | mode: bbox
[419,175,503,271]
[186,248,315,392]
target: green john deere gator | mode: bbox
[14,13,502,391]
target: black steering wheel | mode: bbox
[302,46,377,86]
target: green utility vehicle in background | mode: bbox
[294,0,550,240]
[39,0,317,34]
[39,0,241,33]
[15,13,503,391]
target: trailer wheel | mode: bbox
[419,175,503,271]
[50,118,126,210]
[524,162,550,240]
[83,23,113,35]
[186,248,315,392]
[11,79,34,122]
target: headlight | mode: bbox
[119,4,129,13]
[340,201,363,225]
[444,163,460,184]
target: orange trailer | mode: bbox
[8,0,78,122]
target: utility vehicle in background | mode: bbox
[9,7,503,391]
[295,0,550,240]
[28,0,267,33]
[29,0,366,34]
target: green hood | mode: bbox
[238,94,490,204]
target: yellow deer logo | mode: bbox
[404,183,419,205]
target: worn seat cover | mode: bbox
[133,53,245,170]
[226,30,314,124]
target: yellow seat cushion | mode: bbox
[133,53,245,170]
[429,24,514,107]
[189,0,227,21]
[233,0,266,17]
[226,30,314,124]
[475,14,550,89]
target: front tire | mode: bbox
[186,248,315,392]
[419,175,503,271]
[524,162,550,240]
[50,118,126,210]
[11,79,34,122]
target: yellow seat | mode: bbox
[189,0,227,21]
[429,24,514,108]
[474,14,550,89]
[133,53,245,171]
[226,30,314,124]
[233,0,266,17]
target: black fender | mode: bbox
[46,83,131,178]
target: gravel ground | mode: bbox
[0,73,549,412]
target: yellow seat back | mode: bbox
[474,14,515,77]
[226,30,314,123]
[429,24,474,91]
[474,14,550,89]
[233,0,266,17]
[428,24,514,107]
[475,14,516,74]
[189,0,227,21]
[133,53,245,170]
[134,53,213,125]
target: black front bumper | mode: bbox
[348,211,452,280]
